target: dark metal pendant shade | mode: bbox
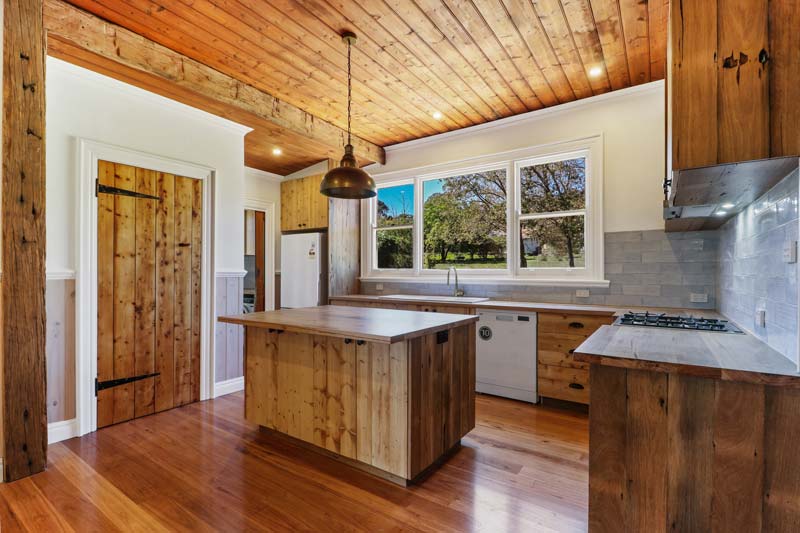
[320,144,376,199]
[319,31,375,200]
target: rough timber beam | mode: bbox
[2,0,48,482]
[43,0,385,165]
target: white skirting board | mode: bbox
[214,376,244,398]
[48,418,80,444]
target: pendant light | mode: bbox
[320,31,376,199]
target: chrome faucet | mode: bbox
[446,267,464,297]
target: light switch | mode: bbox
[784,241,797,264]
[375,283,384,291]
[575,289,590,298]
[690,293,708,303]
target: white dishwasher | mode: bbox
[476,310,538,403]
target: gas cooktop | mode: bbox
[614,312,743,334]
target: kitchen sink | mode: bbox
[378,294,489,303]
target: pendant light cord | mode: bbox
[347,38,352,147]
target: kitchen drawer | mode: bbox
[538,312,614,336]
[538,332,589,369]
[537,364,590,404]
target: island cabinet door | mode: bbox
[243,328,410,478]
[407,323,476,480]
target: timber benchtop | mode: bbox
[574,324,800,385]
[218,305,478,344]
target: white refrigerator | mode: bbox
[280,232,328,308]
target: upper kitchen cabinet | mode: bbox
[668,0,799,171]
[665,0,800,231]
[280,173,329,232]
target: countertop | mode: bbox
[329,294,622,316]
[574,324,800,385]
[218,305,478,344]
[331,294,800,385]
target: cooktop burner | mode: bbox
[614,312,743,333]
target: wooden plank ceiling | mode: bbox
[63,0,669,175]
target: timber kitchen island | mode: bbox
[219,305,478,485]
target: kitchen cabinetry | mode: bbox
[280,173,329,232]
[330,297,615,406]
[668,0,799,173]
[536,313,614,405]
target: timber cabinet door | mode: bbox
[96,160,203,428]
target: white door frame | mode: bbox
[75,138,217,436]
[243,198,276,311]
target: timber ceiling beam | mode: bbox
[3,0,48,481]
[43,0,385,165]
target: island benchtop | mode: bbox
[218,305,479,344]
[574,323,800,386]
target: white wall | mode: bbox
[365,81,666,233]
[285,160,328,181]
[46,57,251,273]
[244,167,282,266]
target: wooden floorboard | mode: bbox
[0,393,588,532]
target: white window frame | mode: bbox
[513,148,599,280]
[361,135,606,286]
[368,178,417,273]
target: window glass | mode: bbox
[520,157,586,214]
[375,183,414,269]
[520,216,585,268]
[519,156,587,270]
[422,169,507,269]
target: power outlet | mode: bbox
[756,309,767,328]
[575,289,590,298]
[375,283,384,292]
[784,241,797,264]
[690,293,708,303]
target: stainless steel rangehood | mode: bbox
[664,156,799,231]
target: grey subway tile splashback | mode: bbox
[361,229,719,309]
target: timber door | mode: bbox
[254,210,266,312]
[96,160,203,428]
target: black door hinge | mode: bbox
[95,372,160,396]
[96,179,161,201]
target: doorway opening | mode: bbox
[244,209,266,312]
[76,139,215,438]
[242,199,276,313]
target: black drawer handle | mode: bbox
[569,322,585,329]
[344,338,352,344]
[356,340,366,346]
[568,349,575,354]
[569,383,584,390]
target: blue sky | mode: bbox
[378,180,444,217]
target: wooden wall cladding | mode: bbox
[214,275,244,383]
[2,0,48,482]
[589,365,800,532]
[245,324,475,480]
[327,160,361,299]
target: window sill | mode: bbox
[359,276,611,288]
